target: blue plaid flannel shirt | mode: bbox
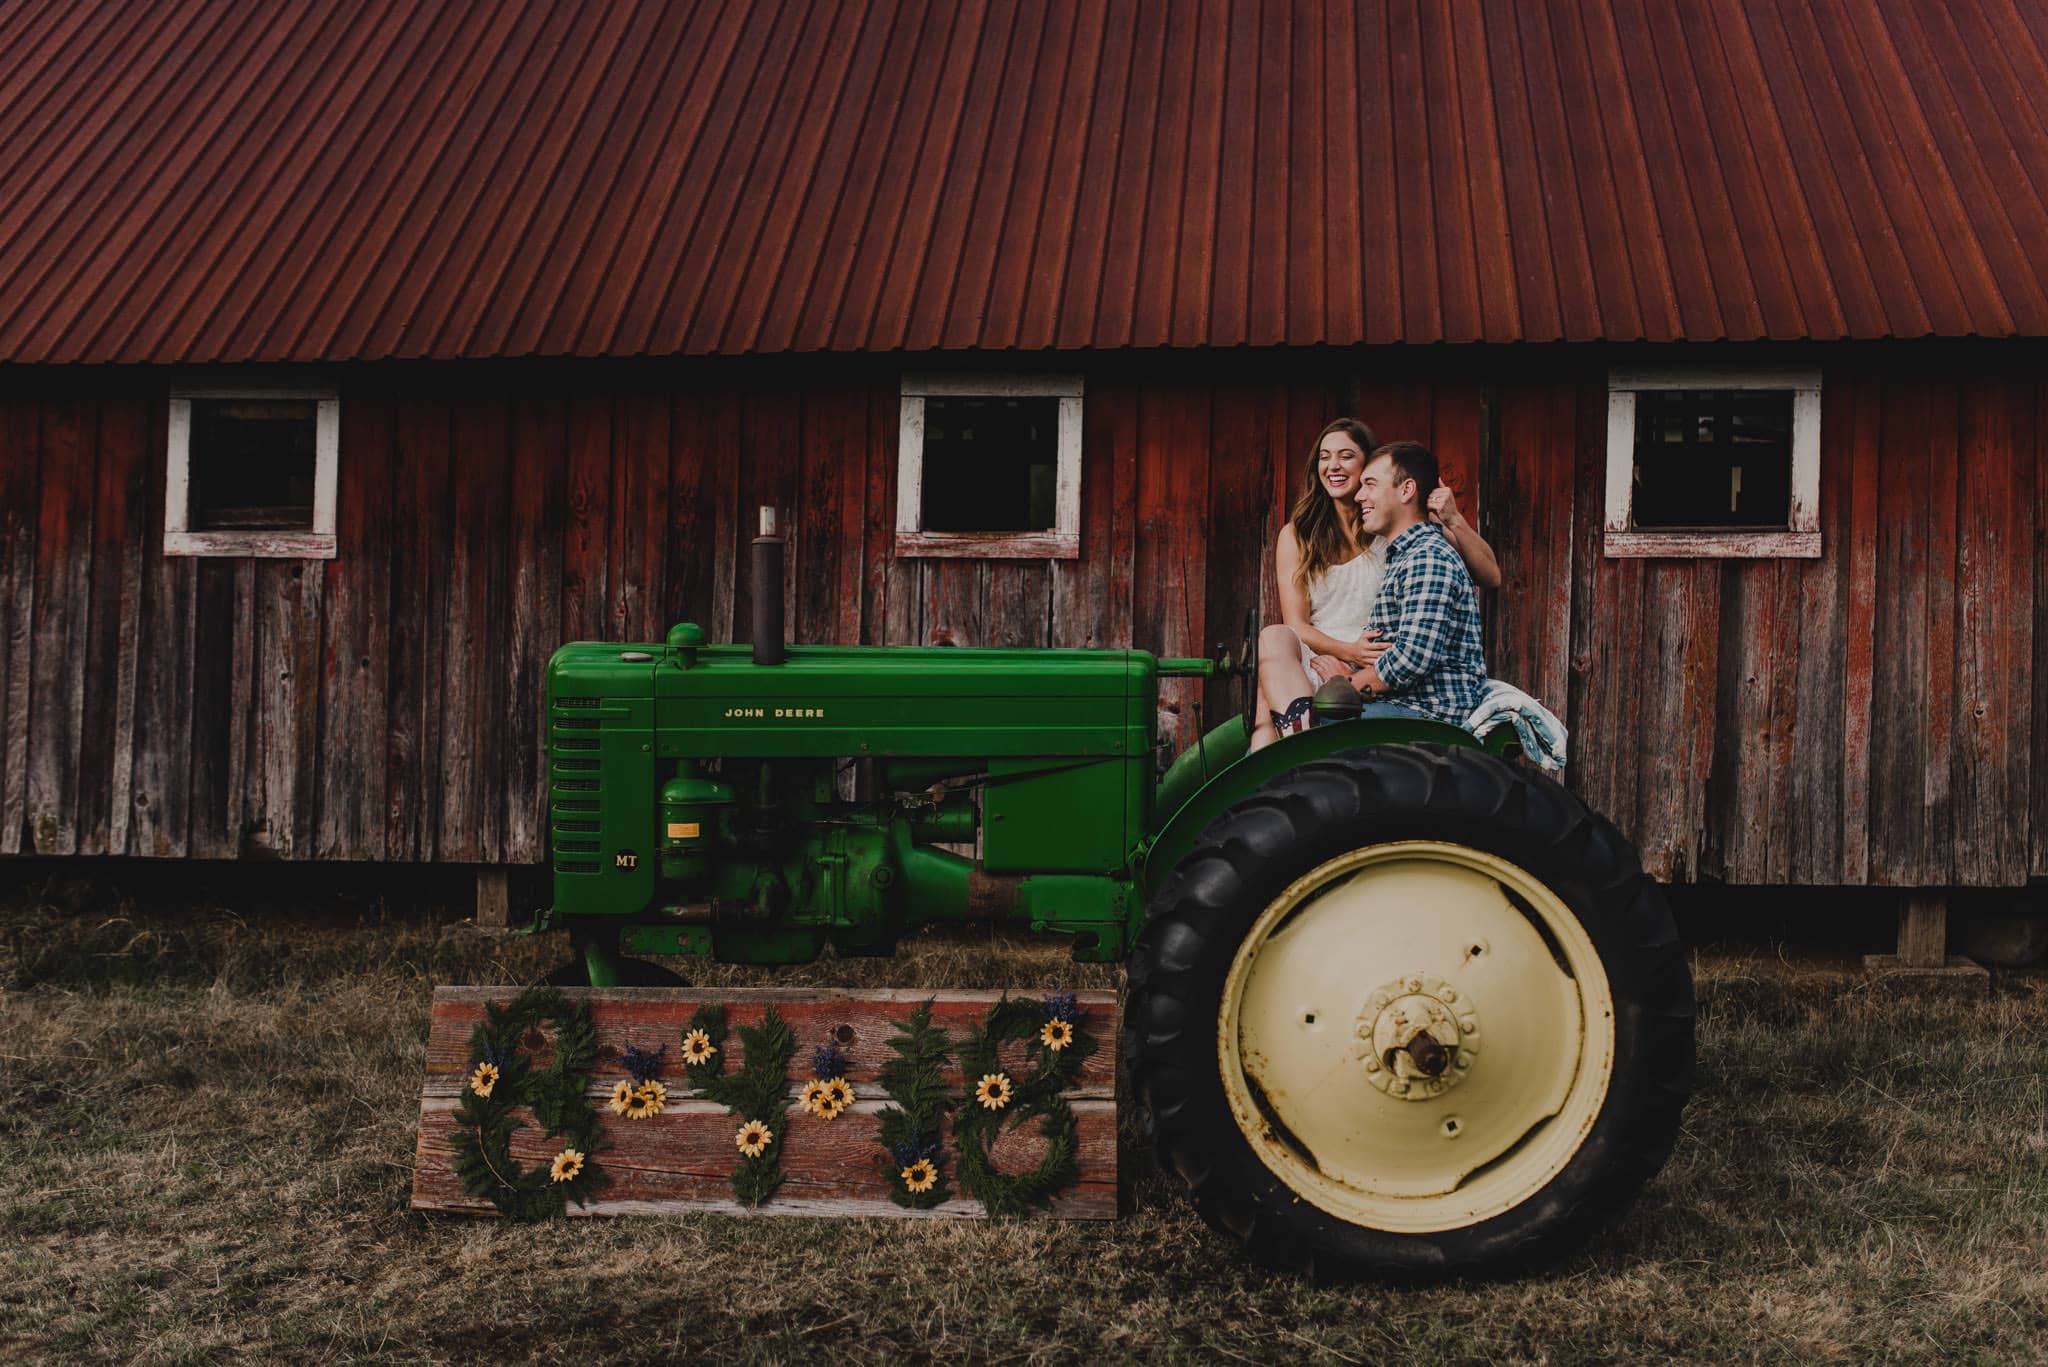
[1363,523,1487,725]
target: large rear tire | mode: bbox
[1124,744,1692,1278]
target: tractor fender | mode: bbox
[1137,716,1486,908]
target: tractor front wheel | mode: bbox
[1124,744,1692,1278]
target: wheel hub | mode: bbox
[1359,974,1478,1099]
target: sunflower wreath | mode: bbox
[450,984,609,1219]
[872,999,956,1209]
[952,993,1095,1216]
[682,1003,796,1206]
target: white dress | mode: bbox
[1298,541,1385,679]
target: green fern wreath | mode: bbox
[449,985,609,1219]
[952,994,1094,1216]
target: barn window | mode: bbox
[896,374,1082,558]
[1604,368,1820,558]
[165,385,339,558]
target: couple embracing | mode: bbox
[1252,419,1499,752]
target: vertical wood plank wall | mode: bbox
[1482,366,2041,888]
[0,354,2038,888]
[0,363,1354,864]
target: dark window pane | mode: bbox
[190,398,317,530]
[919,396,1059,533]
[1630,389,1792,529]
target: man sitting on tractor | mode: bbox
[1344,440,1488,725]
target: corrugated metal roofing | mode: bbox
[4,0,2048,364]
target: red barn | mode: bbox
[2,0,2045,964]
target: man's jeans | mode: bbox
[1355,700,1436,722]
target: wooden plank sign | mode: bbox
[411,987,1117,1220]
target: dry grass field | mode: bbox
[5,871,2048,1364]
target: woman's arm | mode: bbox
[1428,483,1503,590]
[1276,523,1378,664]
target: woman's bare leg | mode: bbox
[1249,680,1279,751]
[1257,624,1315,721]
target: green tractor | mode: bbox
[534,514,1693,1278]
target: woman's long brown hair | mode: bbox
[1289,417,1378,591]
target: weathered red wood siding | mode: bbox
[0,360,1353,862]
[1482,353,2043,888]
[0,349,2039,889]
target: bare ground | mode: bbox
[3,879,2047,1365]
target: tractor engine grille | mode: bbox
[548,697,619,875]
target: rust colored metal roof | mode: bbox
[4,0,2048,363]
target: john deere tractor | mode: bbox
[534,513,1693,1277]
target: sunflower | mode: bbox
[1039,1019,1076,1052]
[735,1120,774,1157]
[624,1080,666,1119]
[799,1079,830,1115]
[681,1030,718,1066]
[468,1062,499,1098]
[549,1148,585,1183]
[901,1158,938,1193]
[975,1072,1013,1111]
[607,1079,638,1116]
[819,1078,855,1116]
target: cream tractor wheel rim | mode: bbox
[1218,840,1616,1234]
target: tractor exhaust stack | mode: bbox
[752,505,786,665]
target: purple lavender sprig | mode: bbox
[1044,992,1079,1024]
[619,1041,667,1085]
[890,1138,941,1168]
[811,1041,850,1081]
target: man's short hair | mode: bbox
[1372,441,1439,500]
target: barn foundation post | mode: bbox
[475,866,511,931]
[1864,891,1989,992]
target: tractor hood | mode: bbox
[548,640,1160,762]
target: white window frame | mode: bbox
[1604,367,1821,558]
[896,373,1083,559]
[165,384,339,559]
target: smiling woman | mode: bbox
[1252,418,1384,747]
